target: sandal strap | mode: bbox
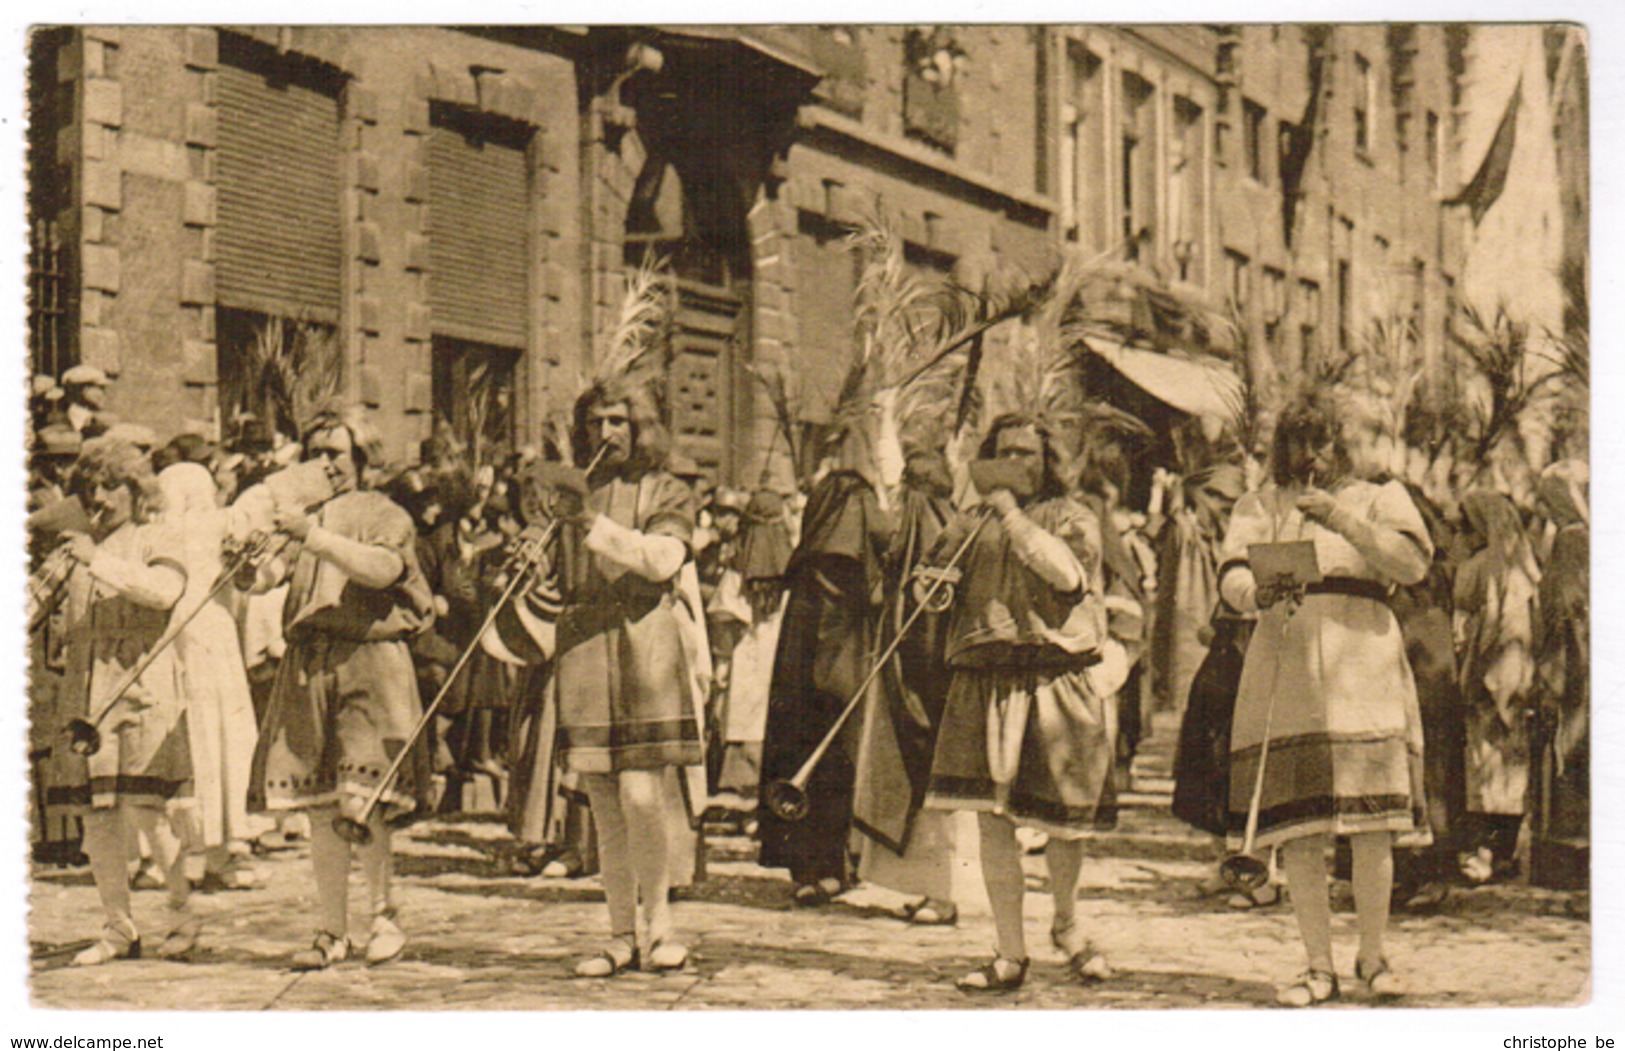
[957,956,1029,991]
[1355,956,1390,982]
[1287,970,1339,1001]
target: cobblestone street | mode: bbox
[28,808,1590,1012]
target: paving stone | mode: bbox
[27,814,1588,1010]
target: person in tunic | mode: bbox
[479,458,596,880]
[1219,397,1431,1005]
[1151,458,1245,725]
[549,382,703,975]
[757,467,890,905]
[248,406,435,970]
[1531,460,1588,867]
[707,489,792,820]
[154,462,270,890]
[44,437,200,964]
[852,443,960,925]
[1382,479,1464,910]
[922,414,1114,992]
[1454,489,1540,883]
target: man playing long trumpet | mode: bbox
[921,413,1117,993]
[247,405,436,971]
[43,436,200,965]
[552,380,702,976]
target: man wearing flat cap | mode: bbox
[61,364,111,439]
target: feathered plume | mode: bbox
[591,254,671,392]
[979,321,1091,470]
[831,219,959,434]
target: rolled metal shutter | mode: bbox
[428,123,529,347]
[216,46,343,320]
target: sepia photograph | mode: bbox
[13,15,1599,1023]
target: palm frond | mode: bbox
[1357,312,1425,441]
[745,358,803,484]
[249,313,344,438]
[1212,308,1269,457]
[980,322,1091,469]
[288,322,344,435]
[1451,302,1536,462]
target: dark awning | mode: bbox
[649,26,823,82]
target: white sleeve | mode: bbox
[87,550,186,611]
[584,514,687,583]
[1002,508,1084,593]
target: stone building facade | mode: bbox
[28,24,1578,482]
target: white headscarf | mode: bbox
[157,461,219,518]
[157,462,228,605]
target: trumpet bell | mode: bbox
[330,815,374,846]
[763,780,810,822]
[1219,853,1271,893]
[65,718,102,757]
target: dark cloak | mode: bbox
[851,482,956,855]
[756,471,890,883]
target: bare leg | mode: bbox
[1280,834,1334,973]
[977,812,1028,962]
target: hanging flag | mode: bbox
[1447,77,1522,225]
[1279,34,1328,247]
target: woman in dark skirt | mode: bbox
[1170,604,1253,839]
[757,469,890,904]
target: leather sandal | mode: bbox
[956,955,1030,993]
[289,931,351,971]
[645,939,690,972]
[365,910,407,965]
[71,921,141,967]
[1051,918,1113,982]
[155,913,202,960]
[906,900,959,927]
[793,882,831,907]
[1276,969,1340,1007]
[1356,956,1404,999]
[574,936,639,978]
[1228,883,1283,910]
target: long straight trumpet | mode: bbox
[762,507,993,822]
[65,530,287,757]
[332,444,609,845]
[1219,607,1297,892]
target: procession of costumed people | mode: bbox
[23,214,1590,1006]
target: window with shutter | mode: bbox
[216,34,344,321]
[428,105,531,348]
